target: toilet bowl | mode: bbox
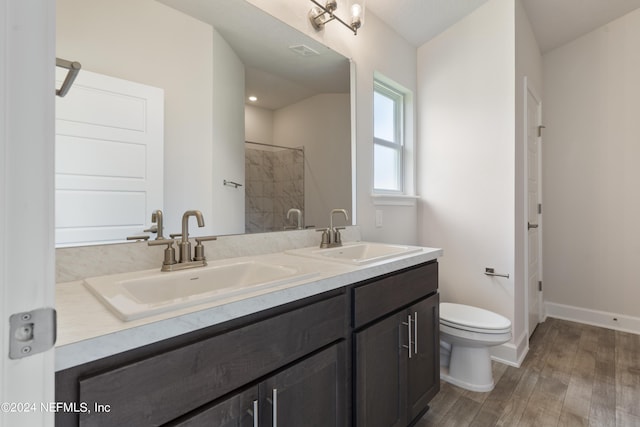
[439,302,511,392]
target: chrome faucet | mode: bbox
[318,208,349,248]
[144,209,165,240]
[148,209,216,272]
[287,208,303,230]
[179,210,205,263]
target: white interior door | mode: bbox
[1,1,56,426]
[526,84,543,337]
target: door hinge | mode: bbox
[538,203,542,214]
[538,281,542,292]
[9,307,56,359]
[538,125,546,137]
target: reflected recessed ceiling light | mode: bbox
[248,96,258,102]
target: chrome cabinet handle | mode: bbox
[247,400,258,427]
[402,314,413,358]
[272,388,278,427]
[528,222,539,230]
[413,311,418,355]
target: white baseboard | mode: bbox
[544,302,640,335]
[490,329,528,368]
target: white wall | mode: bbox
[211,30,245,235]
[247,0,419,244]
[245,105,274,145]
[542,8,640,333]
[57,0,244,236]
[417,0,521,361]
[274,94,351,228]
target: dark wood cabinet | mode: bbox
[406,295,440,422]
[262,343,345,427]
[170,343,344,427]
[353,262,439,427]
[355,310,408,427]
[56,260,439,427]
[169,387,259,427]
[57,292,346,427]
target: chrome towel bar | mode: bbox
[485,268,509,279]
[55,58,81,97]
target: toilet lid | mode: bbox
[440,302,511,332]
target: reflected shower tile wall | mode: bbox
[245,146,304,232]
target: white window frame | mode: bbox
[373,79,405,194]
[371,71,418,206]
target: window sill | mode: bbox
[371,194,419,206]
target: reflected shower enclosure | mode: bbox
[245,141,305,233]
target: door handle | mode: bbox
[528,222,539,230]
[413,311,418,355]
[247,400,258,427]
[402,314,413,358]
[272,388,278,427]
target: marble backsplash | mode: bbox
[56,226,361,283]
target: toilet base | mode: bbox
[440,366,495,392]
[440,344,495,392]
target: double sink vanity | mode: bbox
[55,230,442,427]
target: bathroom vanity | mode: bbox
[54,244,441,427]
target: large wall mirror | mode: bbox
[56,0,353,247]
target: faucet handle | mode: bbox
[193,235,217,261]
[195,235,218,243]
[148,239,177,267]
[127,235,150,241]
[334,227,345,246]
[316,228,331,248]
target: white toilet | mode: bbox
[439,302,512,392]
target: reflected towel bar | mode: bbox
[223,180,243,188]
[56,58,81,97]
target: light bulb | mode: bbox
[351,3,362,18]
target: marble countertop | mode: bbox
[55,245,443,372]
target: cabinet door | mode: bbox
[169,387,259,427]
[262,343,345,427]
[355,310,408,427]
[407,294,440,422]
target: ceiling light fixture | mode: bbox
[248,96,258,102]
[308,0,366,35]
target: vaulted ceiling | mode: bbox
[365,0,640,52]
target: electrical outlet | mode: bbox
[375,210,383,228]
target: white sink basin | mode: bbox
[84,261,318,321]
[285,242,423,265]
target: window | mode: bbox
[373,80,404,193]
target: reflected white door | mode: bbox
[526,85,542,337]
[55,69,164,246]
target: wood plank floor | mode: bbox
[416,318,640,427]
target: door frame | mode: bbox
[523,77,543,340]
[1,1,56,426]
